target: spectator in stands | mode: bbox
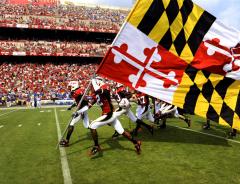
[0,61,98,102]
[0,3,128,32]
[36,94,41,108]
[0,40,109,57]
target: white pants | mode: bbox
[70,106,89,128]
[89,112,124,134]
[165,109,185,120]
[136,105,154,122]
[114,107,138,123]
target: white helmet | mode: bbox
[116,82,123,88]
[119,98,130,109]
[71,84,79,91]
[92,77,105,91]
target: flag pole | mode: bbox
[56,74,95,149]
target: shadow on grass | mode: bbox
[67,136,136,158]
[68,131,92,147]
[133,126,231,147]
[66,124,232,157]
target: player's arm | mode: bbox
[67,102,77,110]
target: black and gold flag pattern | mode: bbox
[128,0,216,63]
[125,0,240,129]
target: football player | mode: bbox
[131,91,155,135]
[111,83,153,138]
[60,84,90,147]
[88,78,141,155]
[154,99,191,129]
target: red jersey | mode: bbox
[71,88,88,108]
[113,86,132,103]
[136,92,150,106]
[92,84,113,115]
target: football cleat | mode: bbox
[228,131,237,138]
[60,139,69,147]
[134,140,141,155]
[186,118,191,128]
[203,124,210,130]
[89,145,101,156]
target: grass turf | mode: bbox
[0,106,240,184]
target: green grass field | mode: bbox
[0,106,240,184]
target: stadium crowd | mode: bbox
[0,40,109,56]
[0,3,128,32]
[0,61,98,106]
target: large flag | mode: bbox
[97,0,240,130]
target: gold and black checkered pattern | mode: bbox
[127,0,239,129]
[129,0,216,63]
[182,65,240,129]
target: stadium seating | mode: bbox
[0,2,121,106]
[0,61,98,101]
[0,40,109,57]
[0,3,129,32]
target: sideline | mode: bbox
[169,124,240,145]
[54,108,73,184]
[0,109,19,117]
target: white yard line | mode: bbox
[169,124,240,145]
[0,109,19,117]
[54,108,73,184]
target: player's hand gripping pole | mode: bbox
[56,75,95,149]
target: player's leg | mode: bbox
[175,108,191,127]
[88,114,116,155]
[111,109,127,139]
[159,114,167,129]
[229,128,237,138]
[112,118,141,154]
[135,105,143,119]
[128,109,153,136]
[147,110,155,123]
[175,112,191,127]
[60,115,82,147]
[203,119,211,129]
[82,111,89,128]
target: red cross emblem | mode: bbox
[192,38,240,75]
[100,43,187,90]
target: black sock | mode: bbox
[122,131,137,144]
[136,119,151,129]
[91,129,99,146]
[66,126,74,141]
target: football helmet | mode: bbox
[119,98,130,109]
[116,82,123,88]
[71,85,79,92]
[92,77,105,91]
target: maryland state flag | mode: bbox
[97,0,240,130]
